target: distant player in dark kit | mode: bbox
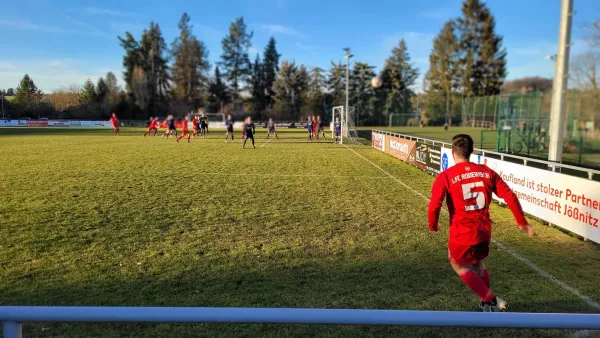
[176,117,191,143]
[144,117,159,137]
[306,116,314,141]
[109,113,120,136]
[266,118,278,139]
[225,114,234,143]
[428,134,533,312]
[243,117,256,149]
[317,115,326,139]
[192,116,200,137]
[199,113,207,138]
[204,115,209,134]
[333,117,341,143]
[162,115,178,139]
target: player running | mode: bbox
[144,117,159,137]
[176,117,191,143]
[316,115,326,140]
[162,115,178,139]
[306,116,314,141]
[333,117,341,143]
[243,117,256,149]
[192,116,200,137]
[109,113,120,136]
[428,134,533,312]
[225,114,234,143]
[266,118,278,139]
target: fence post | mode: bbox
[3,321,22,338]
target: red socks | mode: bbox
[482,269,490,288]
[460,270,494,302]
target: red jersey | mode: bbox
[149,120,157,129]
[428,161,527,246]
[110,116,119,127]
[182,121,189,133]
[192,118,199,129]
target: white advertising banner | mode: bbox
[440,148,455,172]
[372,131,386,152]
[48,120,70,126]
[470,154,600,243]
[0,120,20,127]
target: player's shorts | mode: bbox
[226,126,233,133]
[307,128,312,133]
[268,127,275,132]
[448,241,490,265]
[245,132,254,139]
[335,130,341,136]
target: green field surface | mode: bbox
[371,126,600,169]
[1,127,599,338]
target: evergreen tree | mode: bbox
[303,67,326,118]
[220,17,253,108]
[7,88,15,96]
[118,32,142,93]
[273,61,308,120]
[171,12,211,109]
[381,39,419,117]
[263,37,281,107]
[326,61,345,107]
[79,79,97,105]
[140,22,171,115]
[425,20,459,120]
[96,77,109,104]
[456,0,506,96]
[350,62,377,125]
[249,54,268,118]
[14,74,43,106]
[105,72,120,93]
[207,66,230,114]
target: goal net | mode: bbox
[331,105,358,144]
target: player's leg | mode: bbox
[450,261,495,303]
[251,134,255,148]
[275,131,278,139]
[472,260,490,288]
[243,134,247,148]
[144,128,149,137]
[153,127,158,136]
[187,131,191,143]
[266,131,270,139]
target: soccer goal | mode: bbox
[188,110,227,128]
[331,105,357,144]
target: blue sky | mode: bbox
[0,0,598,92]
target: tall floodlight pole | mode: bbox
[344,48,353,145]
[1,94,4,119]
[548,0,573,168]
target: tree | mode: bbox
[79,79,97,105]
[118,32,142,93]
[46,85,81,113]
[263,37,281,107]
[302,67,326,118]
[207,66,230,114]
[326,61,345,108]
[6,88,15,96]
[380,39,419,117]
[132,66,149,112]
[273,61,308,120]
[502,76,553,94]
[105,72,120,93]
[220,17,253,107]
[140,22,171,115]
[249,54,268,118]
[425,20,459,121]
[456,0,506,97]
[96,77,108,104]
[171,13,211,110]
[14,74,43,106]
[350,62,377,125]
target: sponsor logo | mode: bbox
[372,133,385,151]
[390,139,409,153]
[415,145,428,165]
[441,153,449,171]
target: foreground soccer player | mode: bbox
[428,134,533,312]
[176,117,191,143]
[110,113,120,136]
[144,117,159,137]
[243,117,256,149]
[266,118,278,139]
[162,115,178,139]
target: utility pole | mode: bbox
[548,0,573,167]
[344,48,353,144]
[1,94,4,119]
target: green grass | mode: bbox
[5,95,14,102]
[1,127,600,338]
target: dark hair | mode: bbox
[452,134,474,159]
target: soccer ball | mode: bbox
[371,76,382,89]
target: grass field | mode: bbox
[1,127,600,338]
[372,126,600,168]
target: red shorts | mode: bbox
[448,241,490,265]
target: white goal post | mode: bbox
[331,105,357,144]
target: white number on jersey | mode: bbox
[462,181,485,211]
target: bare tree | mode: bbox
[571,51,599,91]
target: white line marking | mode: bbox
[345,145,600,310]
[199,172,389,179]
[260,138,272,148]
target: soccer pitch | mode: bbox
[1,128,599,338]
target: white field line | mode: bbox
[260,139,272,148]
[344,145,600,311]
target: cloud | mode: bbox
[83,7,139,17]
[260,24,302,37]
[421,8,454,20]
[0,19,70,33]
[0,59,121,92]
[296,42,315,52]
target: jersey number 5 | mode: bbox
[462,181,485,211]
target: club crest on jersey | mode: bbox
[465,166,470,171]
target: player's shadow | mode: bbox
[1,256,595,338]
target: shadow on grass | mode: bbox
[0,258,591,338]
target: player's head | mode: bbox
[335,117,339,122]
[317,115,321,120]
[451,134,474,161]
[248,116,252,122]
[268,118,272,122]
[184,116,188,121]
[112,113,116,117]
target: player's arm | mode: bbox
[427,173,448,232]
[492,171,533,236]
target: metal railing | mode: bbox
[2,306,600,337]
[372,129,600,180]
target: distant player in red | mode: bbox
[176,117,191,143]
[109,113,120,135]
[312,116,318,139]
[192,116,200,137]
[144,117,159,137]
[428,134,533,312]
